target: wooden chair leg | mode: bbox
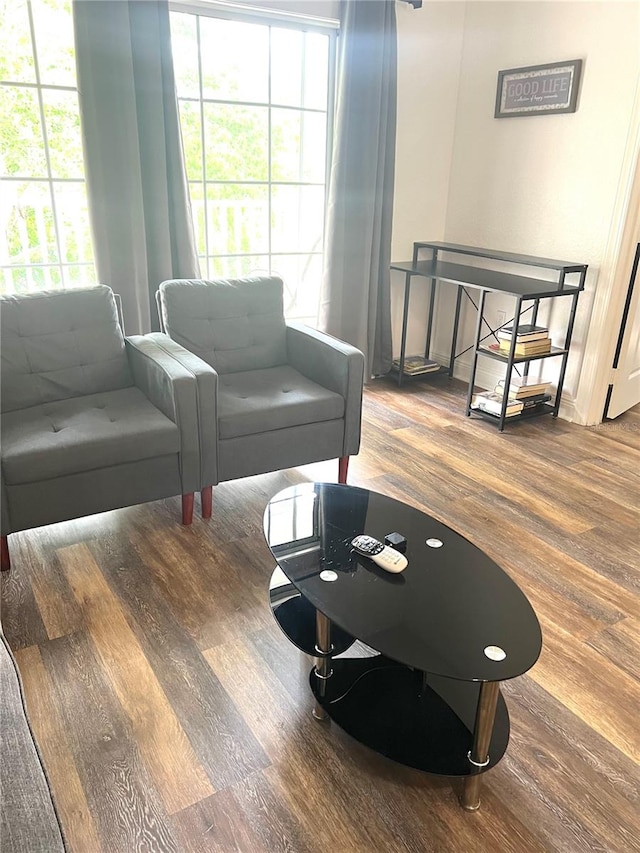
[182,493,195,526]
[338,456,349,484]
[1,536,10,572]
[201,486,213,519]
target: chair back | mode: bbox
[158,277,287,374]
[0,285,132,413]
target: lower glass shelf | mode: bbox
[269,568,355,657]
[311,656,510,777]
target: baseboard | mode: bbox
[558,394,580,423]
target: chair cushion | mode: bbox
[217,365,345,439]
[1,285,132,413]
[2,387,179,485]
[158,277,287,374]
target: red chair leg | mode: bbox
[338,456,349,484]
[201,486,213,519]
[1,536,10,572]
[182,493,195,526]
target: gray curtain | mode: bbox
[319,0,397,379]
[73,0,200,334]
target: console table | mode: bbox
[390,242,588,429]
[264,483,542,811]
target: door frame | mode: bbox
[574,79,640,425]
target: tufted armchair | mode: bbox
[154,276,365,516]
[1,285,202,571]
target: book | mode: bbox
[496,389,551,403]
[471,392,523,417]
[496,375,549,389]
[392,355,441,375]
[495,379,551,399]
[520,394,552,408]
[497,329,549,344]
[499,339,552,356]
[499,324,549,340]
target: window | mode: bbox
[0,0,95,295]
[169,8,335,325]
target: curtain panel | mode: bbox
[320,0,398,379]
[73,0,199,334]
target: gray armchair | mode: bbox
[155,276,365,516]
[1,285,201,571]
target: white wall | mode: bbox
[390,0,466,359]
[438,1,640,414]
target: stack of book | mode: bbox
[496,324,551,357]
[472,391,524,417]
[392,355,441,376]
[494,376,552,405]
[473,376,553,418]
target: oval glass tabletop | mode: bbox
[264,483,542,682]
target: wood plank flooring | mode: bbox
[2,378,639,853]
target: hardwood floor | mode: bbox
[2,378,639,853]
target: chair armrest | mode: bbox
[125,335,202,493]
[286,322,365,456]
[144,333,219,489]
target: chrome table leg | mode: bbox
[461,681,500,811]
[312,610,333,721]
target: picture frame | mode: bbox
[495,59,583,118]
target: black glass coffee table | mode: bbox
[264,483,542,811]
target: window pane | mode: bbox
[271,29,302,108]
[42,89,84,179]
[31,0,76,87]
[170,12,199,99]
[62,264,96,288]
[272,109,326,183]
[271,31,328,111]
[208,255,269,280]
[271,253,322,321]
[204,104,268,181]
[188,183,206,256]
[2,267,28,293]
[1,265,62,294]
[3,181,58,265]
[52,182,93,263]
[31,265,62,290]
[200,18,268,103]
[178,100,203,181]
[206,184,268,256]
[0,0,36,83]
[0,86,47,177]
[303,33,329,110]
[271,185,325,254]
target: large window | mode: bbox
[0,0,95,295]
[169,8,335,324]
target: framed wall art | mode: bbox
[495,59,583,118]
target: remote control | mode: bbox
[351,534,408,574]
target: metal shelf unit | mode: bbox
[390,241,588,430]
